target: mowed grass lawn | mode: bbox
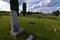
[0,16,60,40]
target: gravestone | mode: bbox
[10,0,23,36]
[45,14,48,19]
[51,21,57,33]
[51,24,57,33]
[26,35,34,40]
[10,10,24,36]
[29,20,36,24]
[57,12,60,19]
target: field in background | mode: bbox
[0,12,60,40]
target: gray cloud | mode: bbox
[0,0,60,13]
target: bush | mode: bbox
[53,10,59,16]
[0,15,2,17]
[38,16,41,18]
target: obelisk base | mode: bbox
[10,28,24,37]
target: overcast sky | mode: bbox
[0,0,60,13]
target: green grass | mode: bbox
[0,16,60,40]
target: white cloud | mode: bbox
[32,7,58,13]
[39,0,51,6]
[25,0,39,3]
[0,0,10,11]
[1,0,10,3]
[0,0,60,13]
[30,0,51,9]
[19,5,22,11]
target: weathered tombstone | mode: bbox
[57,12,60,19]
[29,20,35,24]
[51,21,57,33]
[51,24,57,33]
[10,0,23,36]
[26,35,34,40]
[32,14,35,17]
[45,14,48,19]
[53,28,57,33]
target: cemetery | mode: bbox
[0,0,60,40]
[0,12,60,40]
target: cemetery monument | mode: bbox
[10,0,23,36]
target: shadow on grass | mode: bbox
[48,17,56,19]
[15,31,50,40]
[33,34,50,40]
[16,31,31,40]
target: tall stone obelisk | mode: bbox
[10,0,23,36]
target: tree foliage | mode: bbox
[10,0,19,16]
[53,10,59,16]
[23,2,26,16]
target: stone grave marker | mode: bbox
[51,21,57,33]
[45,14,48,19]
[10,0,24,36]
[26,35,34,40]
[10,10,24,36]
[29,20,36,24]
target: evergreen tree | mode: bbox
[53,10,59,16]
[10,0,19,16]
[23,2,26,16]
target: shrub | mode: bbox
[38,16,41,18]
